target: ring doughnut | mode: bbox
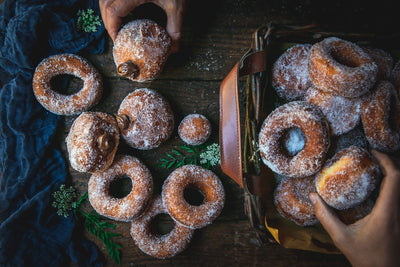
[361,80,400,152]
[308,37,378,98]
[315,146,380,210]
[162,165,225,229]
[259,101,330,178]
[274,176,318,226]
[363,47,393,80]
[272,44,313,101]
[130,196,194,259]
[66,112,119,173]
[33,53,102,115]
[117,88,174,150]
[304,85,361,136]
[88,155,153,221]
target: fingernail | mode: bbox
[309,193,317,205]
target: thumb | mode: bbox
[309,193,349,245]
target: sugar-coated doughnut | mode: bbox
[162,165,225,229]
[66,112,119,173]
[308,37,378,98]
[274,176,318,226]
[361,80,400,152]
[88,155,153,221]
[304,85,361,136]
[117,88,174,150]
[259,101,330,178]
[130,196,194,259]
[363,47,393,80]
[336,198,374,225]
[315,146,380,210]
[113,19,171,82]
[329,126,369,156]
[178,114,212,145]
[33,53,102,115]
[272,44,313,101]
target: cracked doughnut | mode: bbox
[272,44,313,101]
[130,196,194,259]
[117,88,174,150]
[178,114,212,145]
[308,37,378,98]
[361,80,400,152]
[88,155,153,221]
[162,165,225,229]
[304,85,361,136]
[315,146,380,210]
[274,176,318,226]
[33,53,102,115]
[66,112,119,173]
[259,101,330,178]
[113,19,171,82]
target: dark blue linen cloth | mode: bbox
[0,0,106,265]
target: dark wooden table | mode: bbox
[61,1,399,265]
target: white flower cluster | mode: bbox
[200,143,221,166]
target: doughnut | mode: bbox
[130,196,194,259]
[162,165,225,229]
[390,60,400,93]
[113,19,171,82]
[363,47,393,80]
[329,126,369,156]
[32,53,102,115]
[315,146,380,210]
[66,112,119,173]
[117,88,174,150]
[274,176,318,226]
[178,114,212,145]
[88,155,153,221]
[308,37,378,98]
[272,44,313,101]
[259,101,330,178]
[336,198,374,225]
[361,80,400,152]
[304,85,361,136]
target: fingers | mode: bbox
[309,193,348,246]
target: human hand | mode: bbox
[309,150,400,267]
[99,0,187,53]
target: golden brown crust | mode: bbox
[32,54,102,115]
[178,114,212,145]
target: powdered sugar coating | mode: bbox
[259,101,330,178]
[32,53,102,115]
[315,146,380,210]
[308,37,378,98]
[363,47,393,80]
[113,19,171,82]
[274,176,318,226]
[130,196,194,259]
[178,114,212,145]
[66,112,119,173]
[118,88,174,150]
[361,80,400,152]
[272,44,313,101]
[305,85,361,136]
[162,165,225,229]
[88,155,153,221]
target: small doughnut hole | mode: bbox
[51,74,83,95]
[280,127,306,156]
[109,176,132,199]
[149,213,175,236]
[183,185,205,206]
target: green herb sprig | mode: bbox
[76,8,101,33]
[52,186,121,265]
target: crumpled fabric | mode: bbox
[0,0,106,266]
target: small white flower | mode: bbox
[200,143,221,166]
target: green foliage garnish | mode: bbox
[76,8,101,33]
[158,143,221,169]
[52,186,121,265]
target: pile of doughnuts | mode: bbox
[259,36,400,226]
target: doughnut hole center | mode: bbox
[184,185,205,206]
[109,176,132,199]
[330,48,360,68]
[149,213,175,236]
[280,127,306,156]
[51,74,83,95]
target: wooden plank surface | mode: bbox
[59,0,400,265]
